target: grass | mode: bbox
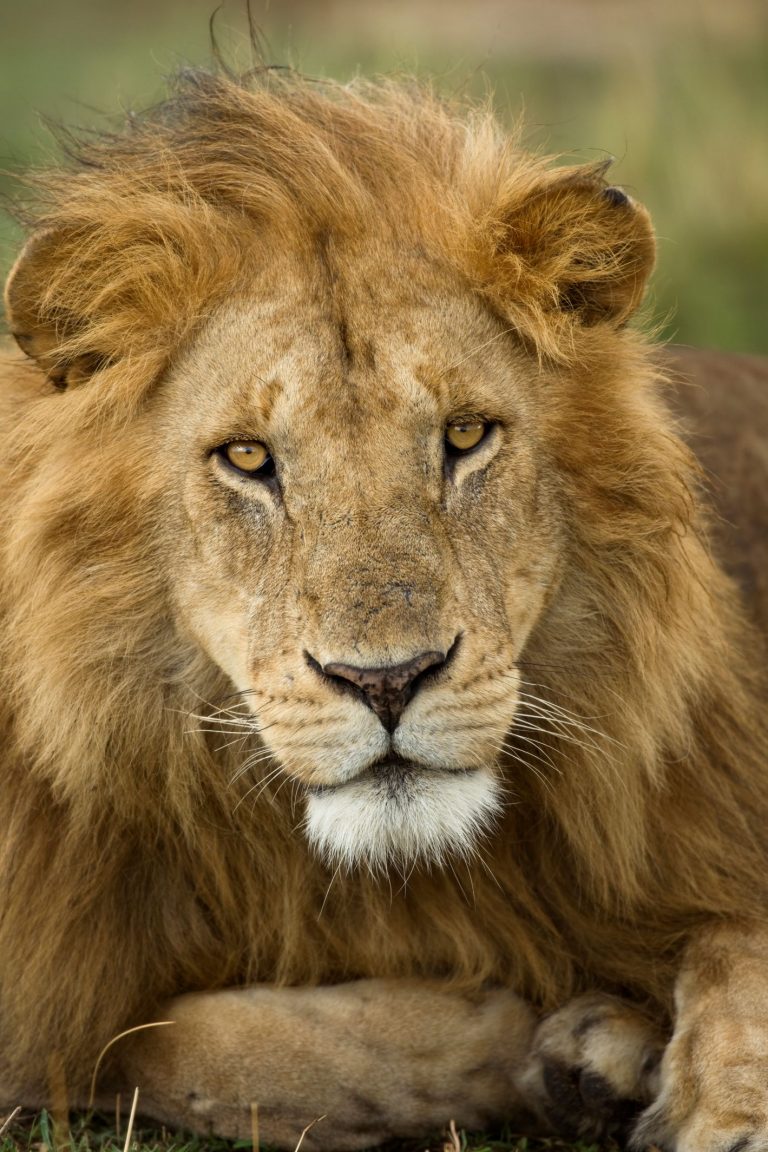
[0,1109,617,1152]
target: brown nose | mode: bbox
[318,650,448,732]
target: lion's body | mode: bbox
[666,347,768,634]
[1,71,767,1149]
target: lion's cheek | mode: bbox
[503,560,565,656]
[170,571,258,690]
[167,489,294,687]
[484,485,566,659]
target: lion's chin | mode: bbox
[303,760,503,872]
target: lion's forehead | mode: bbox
[171,243,524,448]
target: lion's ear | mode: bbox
[497,163,656,327]
[4,229,108,389]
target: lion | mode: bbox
[1,66,768,1151]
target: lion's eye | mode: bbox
[445,421,488,453]
[220,440,274,475]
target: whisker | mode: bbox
[213,733,255,752]
[512,716,608,760]
[506,718,616,790]
[501,734,563,775]
[516,688,615,732]
[446,856,475,908]
[516,691,625,750]
[394,854,419,897]
[185,726,257,742]
[270,773,295,805]
[440,325,517,375]
[502,745,556,796]
[289,778,302,818]
[318,861,342,919]
[232,765,285,813]
[230,752,279,787]
[176,709,258,729]
[208,687,261,706]
[204,713,259,729]
[175,685,258,724]
[518,682,625,730]
[473,844,505,892]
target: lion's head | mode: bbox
[4,69,714,882]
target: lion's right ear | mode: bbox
[4,229,107,389]
[478,161,656,351]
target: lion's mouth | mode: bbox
[303,756,502,870]
[305,754,475,796]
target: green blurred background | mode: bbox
[1,0,767,352]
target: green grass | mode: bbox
[0,1110,617,1152]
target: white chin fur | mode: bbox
[304,767,502,872]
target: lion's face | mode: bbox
[156,239,564,868]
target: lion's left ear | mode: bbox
[495,163,656,327]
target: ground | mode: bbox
[0,1110,621,1152]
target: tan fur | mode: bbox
[117,981,537,1146]
[1,68,768,1149]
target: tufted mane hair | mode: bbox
[7,66,655,398]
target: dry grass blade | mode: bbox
[48,1049,69,1150]
[88,1021,175,1108]
[293,1114,326,1152]
[0,1108,21,1139]
[123,1086,139,1152]
[443,1119,462,1152]
[251,1101,259,1150]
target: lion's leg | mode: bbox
[114,979,536,1149]
[633,922,768,1152]
[515,993,666,1142]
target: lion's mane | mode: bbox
[1,68,767,1099]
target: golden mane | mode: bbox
[1,68,767,1104]
[8,68,650,399]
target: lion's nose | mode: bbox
[315,649,449,732]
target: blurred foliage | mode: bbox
[1,0,766,352]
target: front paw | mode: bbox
[633,1100,768,1152]
[632,1057,768,1152]
[517,993,664,1142]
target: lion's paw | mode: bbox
[516,993,665,1142]
[633,1100,768,1152]
[632,1072,768,1152]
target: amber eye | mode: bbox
[445,421,488,453]
[221,440,273,475]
